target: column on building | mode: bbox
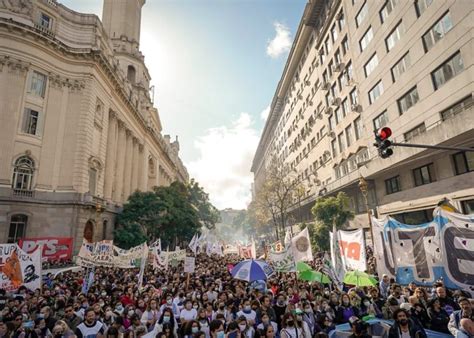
[113,121,127,202]
[131,138,139,192]
[123,130,134,202]
[104,111,118,200]
[139,145,147,191]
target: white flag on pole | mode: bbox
[188,234,198,254]
[290,228,313,262]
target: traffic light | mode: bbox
[374,127,393,159]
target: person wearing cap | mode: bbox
[449,297,474,336]
[348,316,370,338]
[388,308,427,338]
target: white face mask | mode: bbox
[364,301,370,307]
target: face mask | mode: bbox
[364,301,370,307]
[37,314,45,319]
[217,331,225,338]
[244,305,251,312]
[304,308,312,313]
[128,310,135,316]
[239,324,247,332]
[99,302,105,307]
[167,299,172,305]
[399,319,408,326]
[286,320,294,327]
[192,327,199,333]
[163,316,170,323]
[343,300,350,306]
[101,292,107,297]
[277,300,285,306]
[193,305,199,309]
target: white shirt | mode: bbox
[180,308,197,321]
[236,310,256,322]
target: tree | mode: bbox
[114,180,218,249]
[311,192,354,251]
[253,157,305,240]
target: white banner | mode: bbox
[372,207,474,289]
[223,244,239,255]
[0,244,41,292]
[184,256,195,273]
[291,228,313,262]
[338,229,367,272]
[268,249,296,272]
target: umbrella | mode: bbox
[299,270,331,283]
[343,270,377,287]
[230,259,274,282]
[296,261,312,272]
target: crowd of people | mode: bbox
[0,254,473,338]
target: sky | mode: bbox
[60,0,306,210]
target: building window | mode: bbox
[385,21,404,52]
[453,152,474,175]
[338,11,345,30]
[413,163,435,186]
[385,176,401,194]
[422,12,453,52]
[346,62,353,81]
[331,24,338,42]
[338,133,346,152]
[364,53,379,77]
[342,36,349,55]
[21,109,40,136]
[325,37,332,54]
[398,86,419,114]
[356,1,368,27]
[440,95,473,121]
[335,108,343,124]
[373,110,389,131]
[328,61,334,78]
[359,26,373,52]
[127,65,136,84]
[331,139,338,157]
[354,117,363,140]
[335,49,342,65]
[380,0,398,23]
[391,51,411,82]
[368,81,384,104]
[404,123,426,141]
[88,168,97,195]
[461,199,474,215]
[345,125,354,147]
[12,156,35,191]
[392,209,434,225]
[319,48,325,64]
[39,13,52,29]
[415,0,433,17]
[350,88,359,105]
[431,51,464,90]
[8,214,27,243]
[28,71,47,97]
[329,114,335,130]
[342,98,349,116]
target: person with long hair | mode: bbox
[280,313,305,338]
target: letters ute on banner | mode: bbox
[0,244,41,292]
[373,207,474,290]
[19,237,73,262]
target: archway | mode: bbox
[84,220,94,242]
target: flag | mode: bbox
[330,227,345,288]
[137,243,148,288]
[188,234,198,254]
[290,228,313,262]
[150,238,161,251]
[284,229,292,248]
[250,240,256,259]
[321,252,343,290]
[268,248,296,272]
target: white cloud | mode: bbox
[260,105,270,121]
[187,113,260,210]
[266,22,292,58]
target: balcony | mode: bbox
[12,189,35,198]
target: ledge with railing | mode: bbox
[12,188,35,198]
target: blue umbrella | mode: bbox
[230,259,274,282]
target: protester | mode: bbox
[449,297,474,336]
[388,308,427,338]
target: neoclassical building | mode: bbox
[0,0,188,250]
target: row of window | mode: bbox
[385,152,474,195]
[330,117,363,157]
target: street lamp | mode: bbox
[358,176,375,247]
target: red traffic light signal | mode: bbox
[376,127,392,140]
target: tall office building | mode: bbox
[252,0,473,233]
[0,0,188,250]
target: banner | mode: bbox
[337,229,367,272]
[189,235,198,254]
[223,244,239,255]
[268,248,296,272]
[19,237,73,262]
[0,244,41,291]
[291,228,313,262]
[373,207,474,289]
[137,243,148,289]
[184,256,195,273]
[76,240,135,269]
[151,246,168,269]
[330,230,345,288]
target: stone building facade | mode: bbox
[251,0,473,237]
[0,0,189,250]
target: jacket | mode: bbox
[388,318,427,338]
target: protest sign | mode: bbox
[184,256,195,273]
[19,237,73,262]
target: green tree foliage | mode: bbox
[114,180,218,249]
[311,192,354,251]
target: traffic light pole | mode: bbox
[391,142,474,152]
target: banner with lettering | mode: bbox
[337,229,367,272]
[0,244,41,292]
[268,248,296,272]
[19,237,73,262]
[372,207,474,289]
